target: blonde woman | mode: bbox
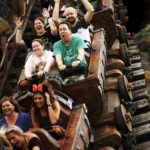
[5,125,43,150]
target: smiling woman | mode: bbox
[30,80,65,140]
[18,39,55,90]
[0,96,32,132]
[5,125,43,150]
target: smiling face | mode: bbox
[34,19,45,34]
[33,93,46,108]
[32,40,44,57]
[65,7,77,25]
[6,132,23,148]
[2,100,15,116]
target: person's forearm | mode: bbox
[48,18,58,36]
[16,28,24,44]
[52,0,60,22]
[47,99,60,124]
[77,49,85,61]
[56,54,64,67]
[47,106,58,124]
[25,68,32,79]
[81,0,94,13]
[81,0,94,22]
[44,57,54,73]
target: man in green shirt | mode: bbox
[53,21,88,79]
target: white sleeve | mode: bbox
[24,55,34,77]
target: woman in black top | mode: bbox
[30,81,64,139]
[14,16,59,51]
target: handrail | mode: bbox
[0,28,17,69]
[0,0,35,69]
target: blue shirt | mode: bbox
[0,112,32,132]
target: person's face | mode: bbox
[34,19,45,34]
[32,41,44,57]
[65,8,77,24]
[6,132,23,148]
[59,24,71,41]
[1,100,15,116]
[34,93,46,108]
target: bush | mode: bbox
[135,24,150,51]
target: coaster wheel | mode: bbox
[118,75,133,101]
[117,24,128,46]
[114,104,132,133]
[120,43,131,67]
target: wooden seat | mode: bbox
[30,128,60,150]
[91,9,117,49]
[61,104,92,150]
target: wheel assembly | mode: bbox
[118,75,133,101]
[114,104,132,133]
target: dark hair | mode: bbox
[32,81,56,109]
[34,17,45,24]
[31,38,44,46]
[59,21,72,30]
[0,96,21,113]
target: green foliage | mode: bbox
[135,24,150,41]
[135,24,150,51]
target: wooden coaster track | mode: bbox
[0,0,149,149]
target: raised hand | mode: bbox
[13,16,23,29]
[42,8,50,19]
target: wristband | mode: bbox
[17,26,23,30]
[77,59,81,62]
[47,104,52,107]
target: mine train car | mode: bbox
[0,0,138,149]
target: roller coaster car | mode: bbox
[30,104,92,150]
[91,8,117,50]
[16,90,73,130]
[49,29,107,126]
[17,29,106,126]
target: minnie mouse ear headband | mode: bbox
[32,84,48,93]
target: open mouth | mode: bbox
[62,34,65,38]
[36,26,42,30]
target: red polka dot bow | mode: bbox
[32,84,43,92]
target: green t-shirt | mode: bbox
[53,36,87,66]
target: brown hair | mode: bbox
[31,38,44,46]
[34,17,45,25]
[59,21,72,30]
[0,96,22,113]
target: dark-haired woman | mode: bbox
[0,96,32,132]
[14,0,61,50]
[14,16,59,50]
[30,81,64,139]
